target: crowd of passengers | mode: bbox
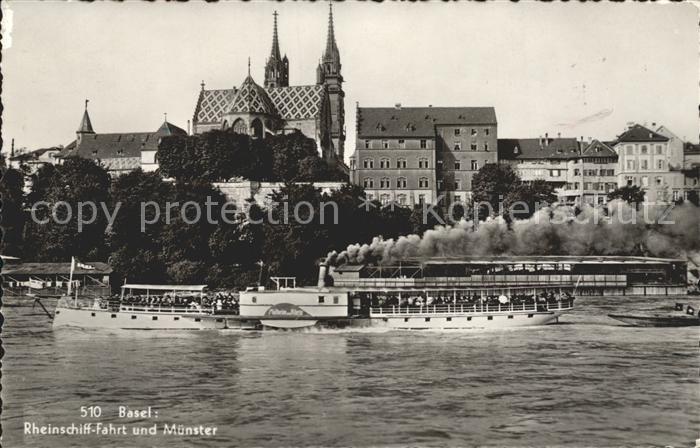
[116,292,240,313]
[375,291,573,308]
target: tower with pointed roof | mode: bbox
[76,99,95,145]
[264,11,289,89]
[316,4,345,160]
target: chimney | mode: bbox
[187,120,191,135]
[557,132,561,139]
[588,136,592,144]
[317,263,328,288]
[395,103,402,110]
[545,132,549,146]
[10,138,15,158]
[428,105,432,108]
[539,135,543,148]
[580,136,584,143]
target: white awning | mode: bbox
[121,284,208,292]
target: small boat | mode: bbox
[608,304,700,327]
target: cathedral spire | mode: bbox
[323,3,340,64]
[264,10,289,88]
[270,11,281,62]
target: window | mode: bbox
[655,177,663,186]
[363,178,374,188]
[380,158,390,169]
[626,176,634,186]
[454,160,461,170]
[419,177,429,188]
[116,149,124,156]
[484,143,489,152]
[657,160,665,170]
[318,296,325,303]
[350,159,356,169]
[252,297,257,303]
[471,128,477,136]
[380,177,390,188]
[673,190,680,201]
[655,145,663,154]
[470,144,477,151]
[454,142,462,151]
[447,317,452,322]
[91,312,96,317]
[131,315,137,320]
[92,150,98,156]
[626,160,635,170]
[574,168,580,176]
[484,128,490,136]
[397,158,407,169]
[397,177,407,189]
[420,139,427,149]
[487,316,493,320]
[641,145,648,154]
[364,140,370,149]
[174,316,180,321]
[363,158,374,169]
[333,296,339,304]
[584,182,592,190]
[626,145,633,155]
[397,194,407,205]
[111,314,117,318]
[418,194,426,203]
[454,128,461,136]
[399,139,406,149]
[641,160,648,170]
[418,158,429,169]
[641,176,648,187]
[551,170,561,177]
[152,316,158,321]
[437,179,443,189]
[455,179,462,190]
[425,317,431,322]
[382,140,389,149]
[380,194,390,205]
[471,160,479,170]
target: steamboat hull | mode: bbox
[607,314,700,327]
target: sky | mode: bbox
[1,1,698,164]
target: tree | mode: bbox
[0,166,26,256]
[504,179,557,220]
[471,163,522,220]
[28,157,111,261]
[607,185,645,208]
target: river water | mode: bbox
[1,295,698,447]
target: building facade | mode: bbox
[350,105,497,206]
[611,124,685,203]
[191,8,346,165]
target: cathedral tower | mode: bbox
[316,4,345,160]
[264,11,289,89]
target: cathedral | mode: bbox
[192,7,346,165]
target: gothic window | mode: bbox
[419,177,429,188]
[251,118,263,139]
[380,177,391,189]
[397,158,407,169]
[363,178,374,188]
[363,158,374,169]
[418,158,429,169]
[380,194,391,205]
[380,158,390,169]
[233,119,247,135]
[397,177,407,189]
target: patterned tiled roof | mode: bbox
[268,85,325,120]
[194,88,237,124]
[229,76,276,115]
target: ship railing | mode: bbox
[119,305,215,314]
[370,300,574,316]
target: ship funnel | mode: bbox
[317,263,328,288]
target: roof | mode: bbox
[2,262,112,276]
[615,124,669,143]
[684,142,700,155]
[229,75,276,115]
[9,146,61,161]
[332,264,364,272]
[268,85,326,120]
[341,255,685,267]
[498,138,581,160]
[194,88,238,124]
[580,140,617,159]
[59,121,187,160]
[121,284,208,292]
[357,107,497,138]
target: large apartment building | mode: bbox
[349,105,497,206]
